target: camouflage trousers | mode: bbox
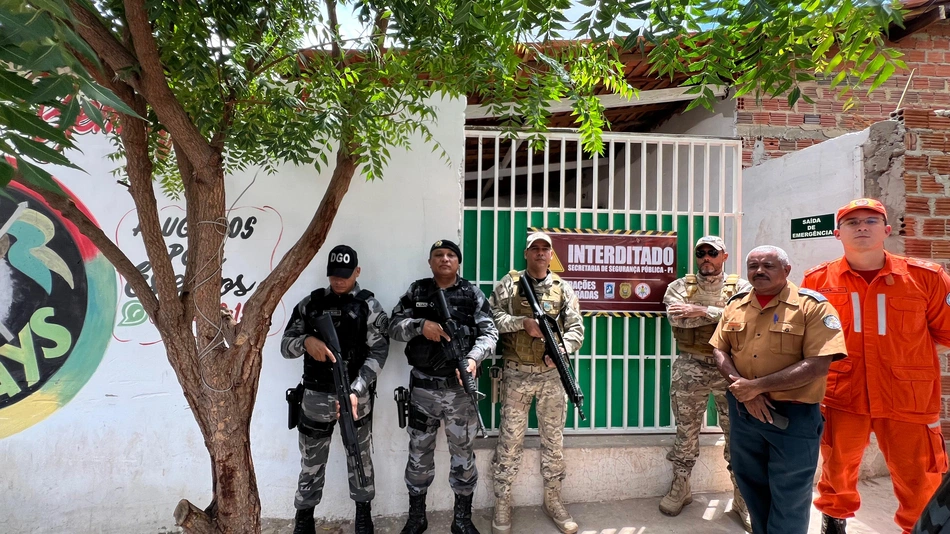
[295,388,374,509]
[669,354,733,475]
[405,370,479,497]
[491,364,567,496]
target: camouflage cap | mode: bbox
[695,235,726,251]
[836,198,887,224]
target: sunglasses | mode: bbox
[695,249,721,259]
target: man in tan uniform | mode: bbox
[489,232,585,534]
[711,245,848,534]
[661,236,752,530]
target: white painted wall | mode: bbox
[741,129,867,283]
[0,98,471,533]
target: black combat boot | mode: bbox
[293,507,316,534]
[451,492,480,534]
[355,501,374,534]
[821,514,847,534]
[400,493,428,534]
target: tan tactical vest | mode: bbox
[670,273,740,356]
[500,270,564,366]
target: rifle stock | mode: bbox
[517,274,587,421]
[313,314,369,487]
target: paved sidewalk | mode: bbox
[267,476,902,533]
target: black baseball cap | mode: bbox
[327,245,358,278]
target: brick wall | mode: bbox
[894,108,950,435]
[737,19,950,167]
[738,21,950,433]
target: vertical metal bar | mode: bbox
[638,315,645,428]
[656,143,663,219]
[543,139,550,227]
[622,140,631,430]
[687,143,696,272]
[560,137,567,223]
[735,145,743,270]
[640,141,648,214]
[494,137,500,285]
[608,140,616,230]
[703,143,711,234]
[671,142,679,233]
[476,134,483,297]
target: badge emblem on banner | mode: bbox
[619,283,632,299]
[635,283,651,300]
[604,282,615,299]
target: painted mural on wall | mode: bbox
[112,204,288,344]
[0,182,118,438]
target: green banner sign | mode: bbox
[791,214,835,240]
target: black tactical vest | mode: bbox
[402,277,479,377]
[302,288,372,390]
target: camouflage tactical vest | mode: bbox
[500,270,564,366]
[670,273,740,356]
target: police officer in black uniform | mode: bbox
[389,239,498,534]
[281,245,390,534]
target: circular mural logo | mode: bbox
[0,182,117,437]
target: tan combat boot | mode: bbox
[733,488,752,533]
[543,481,578,534]
[659,469,692,516]
[492,492,512,534]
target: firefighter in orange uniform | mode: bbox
[802,198,950,534]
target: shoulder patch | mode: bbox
[725,273,740,285]
[373,312,389,331]
[798,287,828,302]
[684,274,697,284]
[946,292,950,307]
[823,315,842,330]
[907,257,943,273]
[727,290,750,305]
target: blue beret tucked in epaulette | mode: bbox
[727,291,750,305]
[798,288,828,302]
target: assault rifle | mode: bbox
[313,314,368,487]
[518,273,587,421]
[434,289,487,438]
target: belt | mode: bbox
[685,352,717,366]
[410,374,460,391]
[505,360,551,373]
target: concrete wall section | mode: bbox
[0,98,466,533]
[741,129,868,282]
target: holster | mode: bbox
[286,383,304,430]
[489,366,502,404]
[394,386,410,429]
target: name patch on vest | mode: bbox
[416,302,431,308]
[324,310,341,316]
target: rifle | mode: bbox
[433,289,487,438]
[312,313,368,487]
[517,273,587,421]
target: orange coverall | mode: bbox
[802,252,950,533]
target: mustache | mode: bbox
[753,274,770,280]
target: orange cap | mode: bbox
[836,198,887,224]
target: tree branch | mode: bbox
[324,0,346,68]
[237,144,359,375]
[119,104,183,319]
[27,184,159,317]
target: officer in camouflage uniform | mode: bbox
[281,245,390,534]
[661,235,752,531]
[389,239,498,534]
[489,232,585,534]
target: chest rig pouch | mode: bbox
[403,278,479,374]
[302,288,372,390]
[501,270,564,366]
[670,273,740,356]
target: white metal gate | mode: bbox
[463,128,743,434]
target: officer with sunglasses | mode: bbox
[660,236,753,531]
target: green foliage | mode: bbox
[574,0,906,111]
[1,0,906,198]
[0,0,138,195]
